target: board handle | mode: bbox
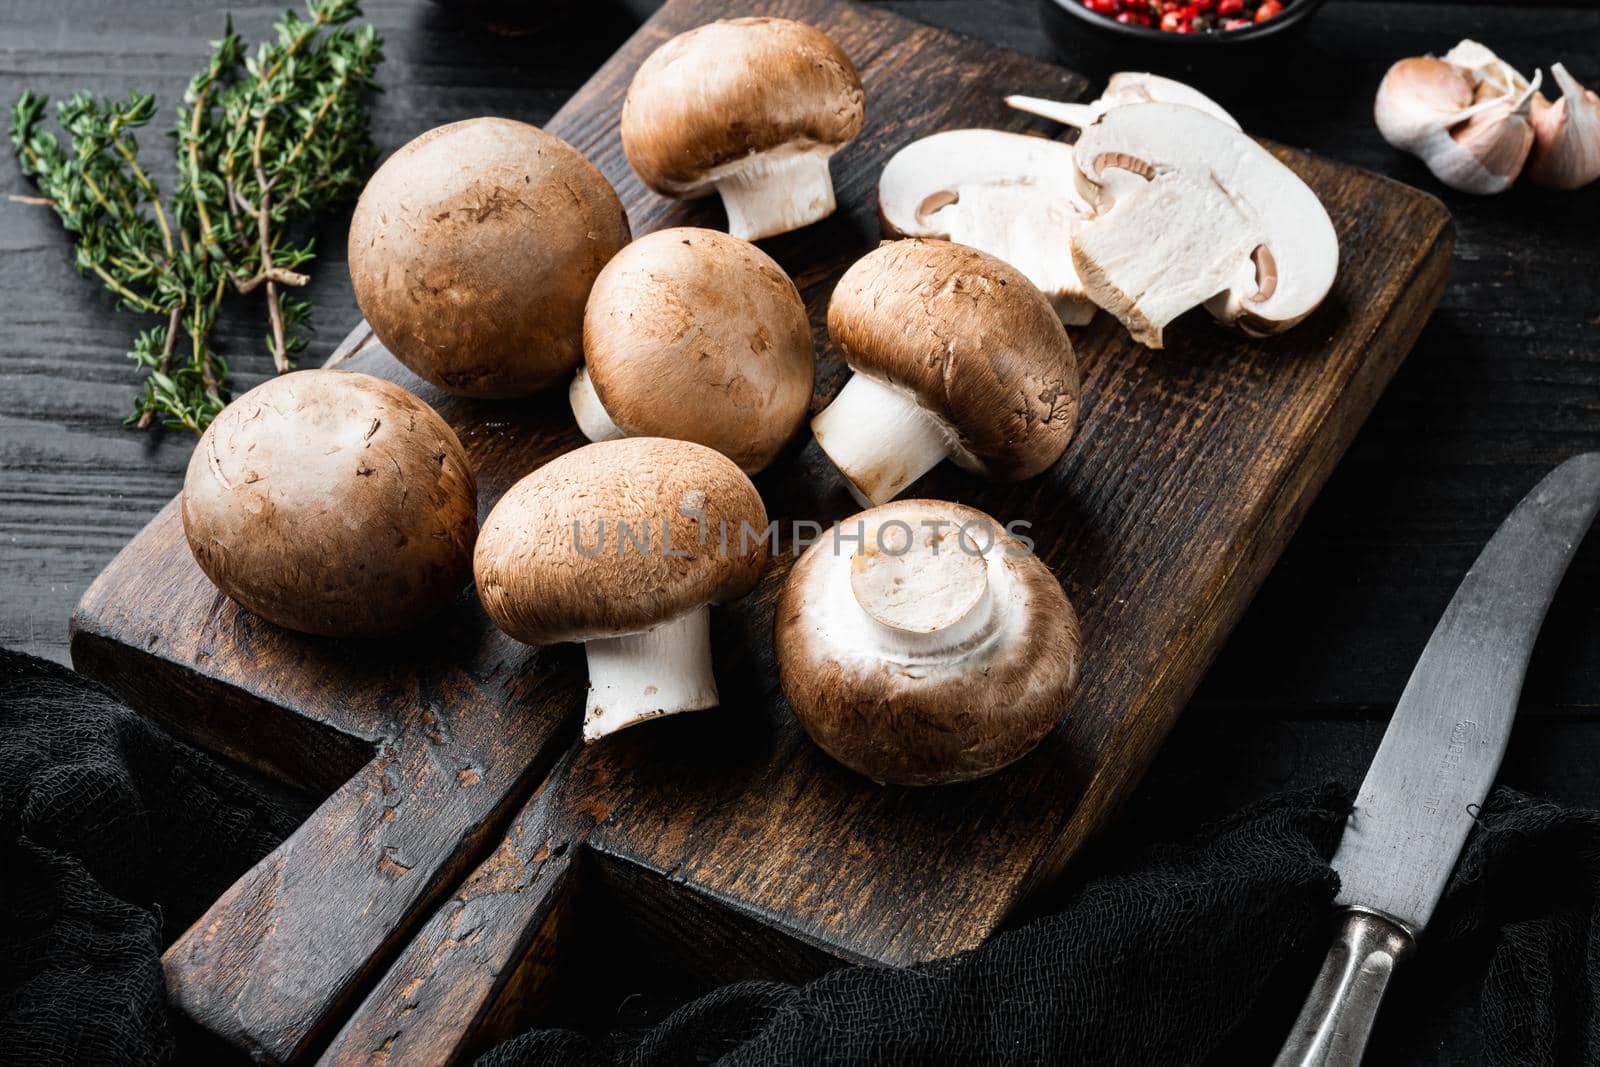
[1274,908,1414,1067]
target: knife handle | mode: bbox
[1274,908,1415,1067]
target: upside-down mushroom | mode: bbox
[474,437,768,741]
[776,499,1082,786]
[811,240,1079,507]
[620,17,865,241]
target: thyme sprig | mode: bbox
[9,0,382,434]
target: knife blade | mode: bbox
[1277,452,1600,1067]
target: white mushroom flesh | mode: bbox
[940,184,1095,325]
[1071,102,1339,344]
[1005,72,1241,133]
[582,604,717,742]
[816,518,1021,672]
[1071,171,1260,348]
[810,373,957,507]
[706,143,839,242]
[878,130,1095,325]
[568,367,626,443]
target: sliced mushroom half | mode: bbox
[878,130,1096,325]
[1069,102,1339,348]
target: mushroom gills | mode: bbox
[811,373,956,507]
[709,144,839,242]
[568,367,625,443]
[582,604,718,742]
[1071,169,1262,349]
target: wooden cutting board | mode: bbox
[69,0,1452,1060]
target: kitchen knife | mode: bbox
[1276,452,1600,1067]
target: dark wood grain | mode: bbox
[56,0,1453,1060]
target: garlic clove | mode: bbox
[1375,54,1542,195]
[1527,63,1600,190]
[1375,57,1474,148]
[1448,87,1538,192]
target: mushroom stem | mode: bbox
[582,604,718,742]
[849,527,1000,659]
[568,367,625,443]
[1004,93,1102,129]
[811,372,953,507]
[714,145,838,242]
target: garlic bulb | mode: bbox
[1374,41,1542,195]
[1443,39,1533,98]
[1527,63,1600,190]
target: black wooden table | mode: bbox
[2,1,1598,1062]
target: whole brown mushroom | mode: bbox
[621,18,865,241]
[475,437,769,741]
[812,239,1079,506]
[181,370,478,638]
[348,118,630,398]
[571,227,816,473]
[776,499,1082,786]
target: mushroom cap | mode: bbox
[475,437,768,645]
[620,17,865,197]
[1071,102,1339,335]
[1098,72,1241,128]
[878,130,1091,318]
[776,500,1082,785]
[181,370,478,638]
[825,239,1079,480]
[582,227,816,472]
[348,118,630,398]
[878,130,1084,240]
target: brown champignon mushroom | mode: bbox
[181,369,478,638]
[620,17,865,241]
[348,117,630,398]
[776,499,1082,785]
[812,239,1079,506]
[474,437,768,741]
[570,227,816,474]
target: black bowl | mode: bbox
[1038,0,1329,84]
[1044,0,1328,47]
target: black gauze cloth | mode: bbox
[1,647,1597,1065]
[0,649,305,1065]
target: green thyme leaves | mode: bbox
[10,0,382,434]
